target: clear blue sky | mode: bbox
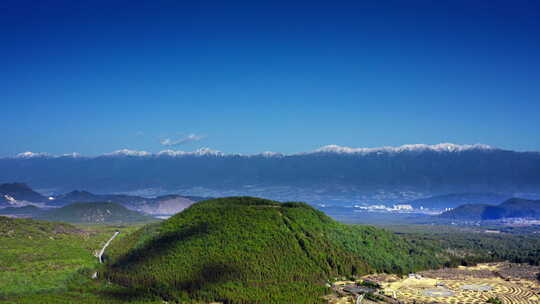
[2,0,539,156]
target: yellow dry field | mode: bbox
[375,263,540,304]
[458,263,500,271]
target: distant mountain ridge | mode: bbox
[1,143,540,203]
[52,190,205,215]
[7,143,501,159]
[35,202,155,224]
[440,198,540,220]
[409,193,511,209]
[52,190,149,207]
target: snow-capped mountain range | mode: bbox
[9,143,500,159]
[2,143,539,204]
[313,143,496,154]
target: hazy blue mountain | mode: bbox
[440,198,540,220]
[2,144,540,203]
[35,202,156,224]
[496,198,540,219]
[408,193,511,209]
[51,190,204,215]
[52,190,149,207]
[0,205,44,217]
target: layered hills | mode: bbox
[35,202,156,224]
[0,183,203,216]
[104,197,441,303]
[53,191,201,215]
[440,198,540,220]
[0,183,48,207]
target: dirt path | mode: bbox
[98,231,119,263]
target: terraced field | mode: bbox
[373,263,540,304]
[392,279,538,304]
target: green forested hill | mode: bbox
[35,202,156,224]
[0,216,81,237]
[104,197,442,303]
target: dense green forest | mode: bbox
[388,225,540,267]
[104,197,442,303]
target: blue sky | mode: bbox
[1,0,539,156]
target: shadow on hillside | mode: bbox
[174,262,241,292]
[109,222,210,269]
[104,262,240,302]
[100,288,155,302]
[106,223,240,301]
[105,222,243,300]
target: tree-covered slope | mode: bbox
[104,197,441,303]
[36,202,156,224]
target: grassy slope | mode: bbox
[0,216,113,296]
[35,202,156,224]
[0,216,160,304]
[104,197,441,303]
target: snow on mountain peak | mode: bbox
[15,152,51,159]
[9,143,499,159]
[156,148,223,157]
[259,151,283,157]
[314,143,496,154]
[60,152,82,158]
[194,147,223,156]
[105,149,152,157]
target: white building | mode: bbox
[392,204,413,211]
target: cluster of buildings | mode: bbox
[353,203,414,213]
[350,202,449,215]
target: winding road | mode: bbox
[98,231,119,263]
